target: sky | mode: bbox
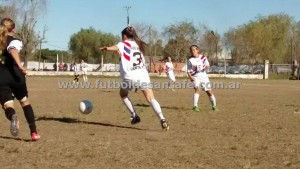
[36,0,300,50]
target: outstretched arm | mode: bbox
[99,46,118,51]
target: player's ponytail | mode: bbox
[121,26,147,53]
[0,18,15,50]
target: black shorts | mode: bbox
[0,66,14,105]
[0,65,28,106]
[9,66,28,100]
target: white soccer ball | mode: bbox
[79,100,93,114]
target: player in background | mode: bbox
[187,45,217,112]
[0,18,40,140]
[80,60,88,82]
[72,60,79,83]
[100,26,169,131]
[164,56,176,91]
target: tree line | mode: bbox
[1,0,299,65]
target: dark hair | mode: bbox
[189,45,199,51]
[121,26,146,53]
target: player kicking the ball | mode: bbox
[187,45,217,112]
[100,26,169,131]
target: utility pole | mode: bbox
[124,6,131,26]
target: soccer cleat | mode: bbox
[10,114,19,137]
[192,106,200,112]
[131,115,141,125]
[160,119,169,131]
[212,105,218,111]
[31,132,41,141]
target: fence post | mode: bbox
[264,60,269,79]
[292,60,298,77]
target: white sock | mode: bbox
[149,99,165,120]
[194,93,199,107]
[122,97,137,118]
[170,81,174,89]
[209,95,217,107]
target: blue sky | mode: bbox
[36,0,300,50]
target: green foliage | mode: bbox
[224,14,298,64]
[69,27,118,63]
[32,48,71,63]
[163,21,198,62]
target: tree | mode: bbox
[224,14,294,65]
[133,23,164,58]
[69,27,118,63]
[200,30,221,65]
[0,0,48,67]
[163,21,198,62]
[32,48,71,63]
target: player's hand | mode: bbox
[19,66,27,75]
[190,77,195,82]
[99,47,107,51]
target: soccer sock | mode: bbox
[209,95,217,107]
[170,81,174,89]
[5,107,16,121]
[22,105,37,133]
[149,99,165,120]
[122,97,137,118]
[194,93,199,107]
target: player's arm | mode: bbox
[99,46,118,51]
[203,56,210,70]
[9,48,27,74]
[187,71,195,82]
[186,60,195,82]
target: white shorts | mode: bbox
[81,70,87,75]
[121,76,151,91]
[193,76,211,91]
[167,72,176,82]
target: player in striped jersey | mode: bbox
[164,56,176,91]
[100,26,169,131]
[187,45,217,111]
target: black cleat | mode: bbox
[10,114,19,137]
[131,115,141,125]
[160,119,169,131]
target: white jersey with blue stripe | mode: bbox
[187,54,209,77]
[116,40,148,80]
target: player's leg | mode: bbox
[201,77,217,110]
[192,78,201,112]
[141,89,169,131]
[83,70,88,82]
[2,101,19,137]
[0,69,19,137]
[13,81,40,141]
[169,73,176,91]
[205,90,217,110]
[119,83,140,124]
[84,71,88,82]
[0,88,19,137]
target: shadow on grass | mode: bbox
[135,103,189,110]
[36,116,155,131]
[0,136,32,142]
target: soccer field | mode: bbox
[0,77,299,169]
